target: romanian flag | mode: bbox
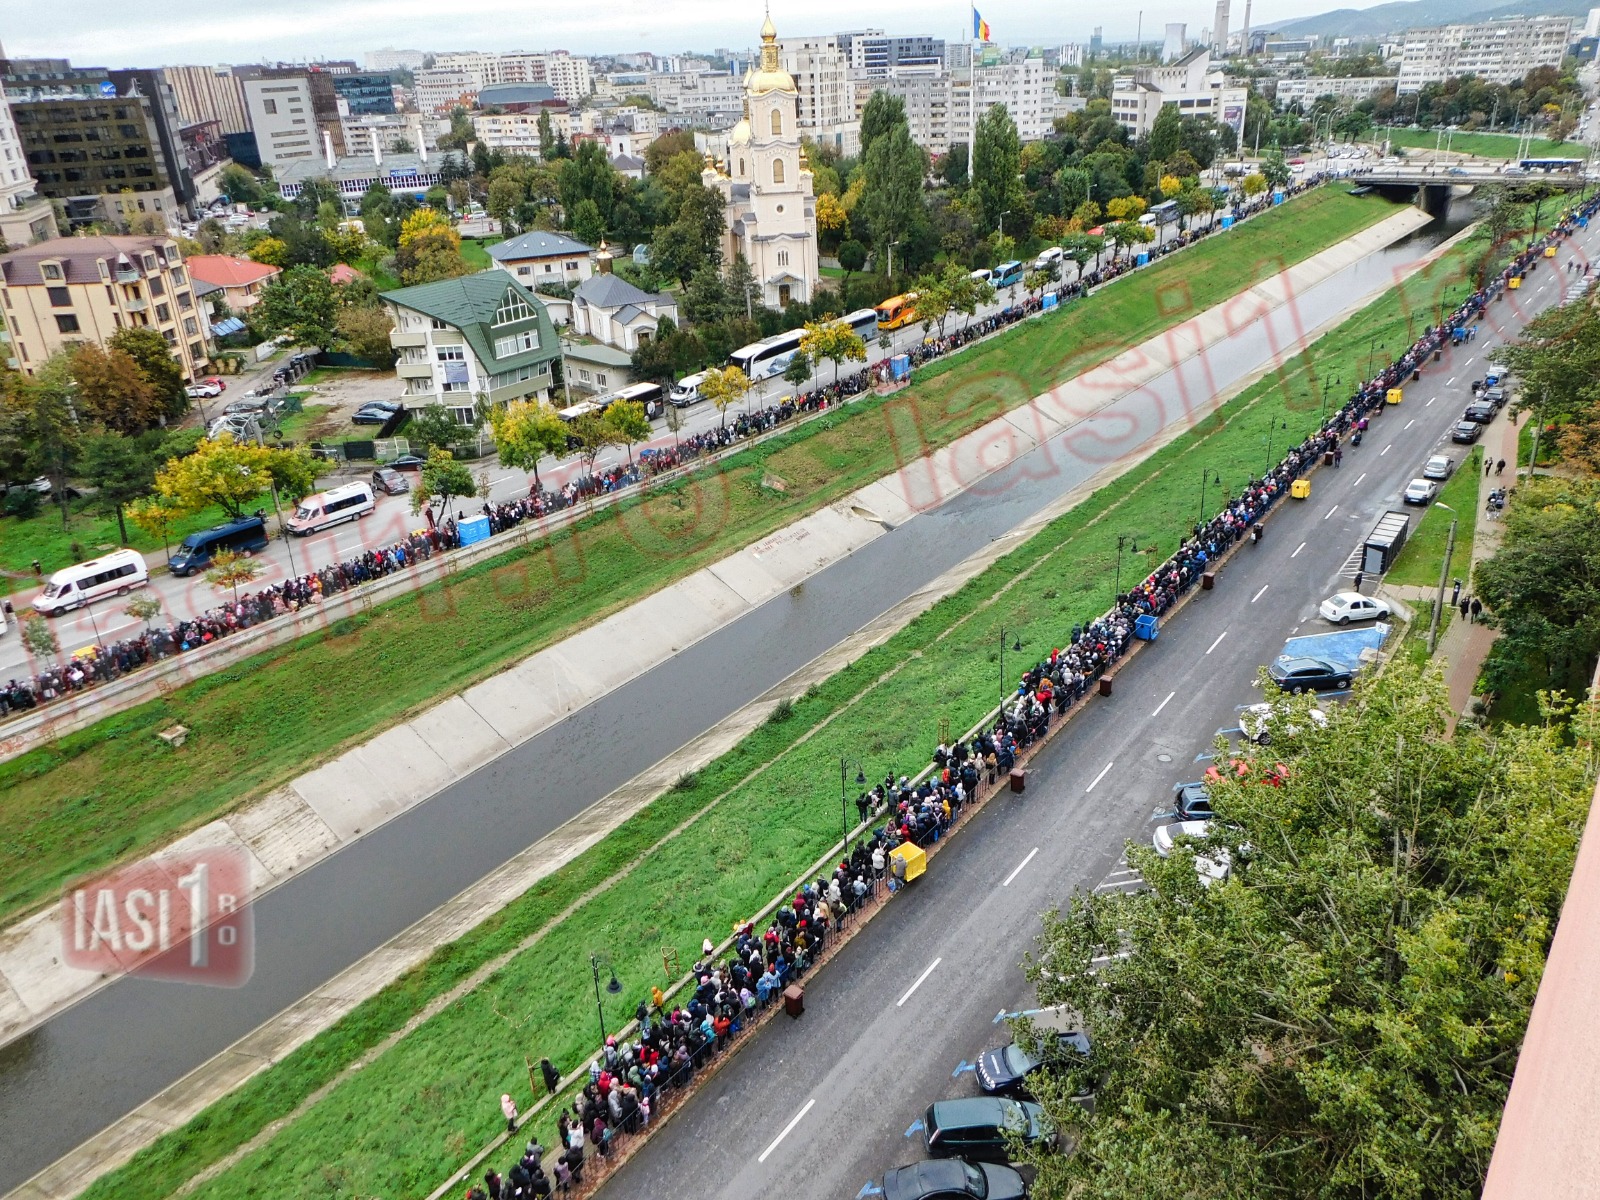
[973,7,991,41]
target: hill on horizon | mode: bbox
[1270,0,1593,39]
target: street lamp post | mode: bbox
[886,240,901,281]
[588,953,621,1047]
[1114,534,1138,602]
[998,209,1012,241]
[1265,418,1287,472]
[1320,374,1341,420]
[1428,502,1457,654]
[839,757,867,848]
[1365,339,1386,380]
[1198,468,1220,524]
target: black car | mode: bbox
[371,467,410,495]
[1484,386,1507,408]
[924,1097,1050,1163]
[1462,401,1496,424]
[1172,780,1214,820]
[387,454,427,471]
[351,407,396,426]
[1268,656,1352,693]
[1451,420,1483,444]
[881,1160,1026,1200]
[976,1025,1092,1098]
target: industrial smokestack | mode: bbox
[323,130,336,169]
[371,125,382,167]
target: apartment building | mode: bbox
[1110,48,1247,138]
[431,50,592,101]
[649,69,744,116]
[161,64,250,134]
[0,234,209,379]
[1275,75,1397,106]
[873,54,1061,156]
[413,69,480,115]
[778,35,860,155]
[488,230,595,287]
[836,30,945,77]
[0,87,52,247]
[1397,15,1574,93]
[243,75,322,171]
[365,48,427,72]
[383,271,561,422]
[472,110,566,154]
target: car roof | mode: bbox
[1277,656,1331,670]
[1427,454,1449,462]
[884,1161,975,1200]
[1327,591,1363,603]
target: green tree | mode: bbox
[1148,103,1182,161]
[570,198,606,246]
[972,103,1024,235]
[255,264,341,348]
[126,492,185,561]
[488,397,570,488]
[537,109,555,161]
[649,184,725,288]
[782,351,812,397]
[412,447,476,516]
[559,139,620,229]
[218,163,267,208]
[205,548,264,605]
[836,239,867,295]
[1021,661,1597,1200]
[858,123,928,270]
[699,364,750,427]
[110,326,188,419]
[151,434,317,520]
[1260,145,1291,190]
[602,397,652,466]
[683,260,731,326]
[859,91,906,159]
[407,403,469,454]
[569,411,616,480]
[21,616,59,665]
[125,591,163,630]
[335,305,398,367]
[68,343,161,435]
[799,317,867,386]
[8,356,81,528]
[80,431,155,544]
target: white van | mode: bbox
[670,372,707,407]
[286,481,376,536]
[1033,246,1064,270]
[33,549,149,615]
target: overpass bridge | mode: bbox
[1347,165,1592,216]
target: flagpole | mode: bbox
[968,6,976,185]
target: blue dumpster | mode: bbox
[1135,614,1159,641]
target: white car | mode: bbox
[1319,592,1391,625]
[1422,455,1453,481]
[1153,820,1212,857]
[1238,702,1327,746]
[1403,478,1439,506]
[186,381,223,399]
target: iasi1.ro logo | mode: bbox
[60,847,254,987]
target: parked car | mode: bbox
[1402,478,1438,506]
[1319,591,1392,624]
[199,375,226,391]
[386,454,427,471]
[1422,454,1454,481]
[1462,401,1496,425]
[224,397,272,416]
[976,1007,1092,1098]
[351,405,398,426]
[186,381,223,399]
[371,467,410,495]
[924,1097,1051,1163]
[1172,779,1213,820]
[1451,421,1483,444]
[1154,819,1212,857]
[880,1160,1027,1200]
[1238,702,1327,746]
[1268,655,1352,693]
[1483,386,1507,408]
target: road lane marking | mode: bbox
[1206,630,1228,654]
[1426,396,1435,406]
[897,958,942,1007]
[1352,472,1366,487]
[1447,376,1456,385]
[1404,419,1415,430]
[1292,541,1306,557]
[1151,690,1175,717]
[1086,761,1114,792]
[1003,848,1040,887]
[1324,505,1338,520]
[1380,444,1391,456]
[759,1098,815,1162]
[1251,584,1269,603]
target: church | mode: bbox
[701,14,821,308]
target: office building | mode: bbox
[1110,48,1248,139]
[0,234,209,379]
[243,75,323,171]
[331,73,395,115]
[778,34,860,156]
[364,48,427,72]
[835,30,945,77]
[2,58,196,229]
[429,50,592,101]
[413,69,479,115]
[876,55,1060,157]
[1397,16,1574,93]
[1275,76,1396,106]
[161,64,250,135]
[274,142,463,210]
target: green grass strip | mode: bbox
[1386,445,1483,588]
[73,207,1491,1200]
[0,189,1397,926]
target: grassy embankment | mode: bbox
[0,188,1399,929]
[70,199,1491,1200]
[1379,126,1573,161]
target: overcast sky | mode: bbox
[8,0,1386,66]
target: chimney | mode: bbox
[371,125,382,167]
[323,130,336,169]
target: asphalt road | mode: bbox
[598,227,1600,1200]
[0,204,1457,1191]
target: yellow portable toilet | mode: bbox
[1544,245,1558,259]
[1509,275,1522,290]
[889,843,926,886]
[1291,478,1311,499]
[1386,387,1403,405]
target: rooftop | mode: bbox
[573,271,672,310]
[381,269,559,374]
[184,254,281,289]
[275,149,465,186]
[488,231,592,262]
[0,235,179,288]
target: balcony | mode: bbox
[122,296,148,313]
[390,329,427,349]
[114,267,140,284]
[396,361,433,380]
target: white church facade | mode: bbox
[701,15,821,308]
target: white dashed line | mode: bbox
[1324,505,1339,520]
[1206,630,1228,654]
[1251,584,1269,603]
[1151,690,1175,717]
[1086,761,1114,793]
[1352,472,1366,487]
[759,1099,815,1163]
[1003,848,1040,887]
[1426,396,1435,406]
[897,959,942,1007]
[1291,541,1306,558]
[1380,444,1391,456]
[1404,419,1415,430]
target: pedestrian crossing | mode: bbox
[1335,545,1364,581]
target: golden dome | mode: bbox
[747,12,796,95]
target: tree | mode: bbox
[407,403,470,454]
[219,163,267,209]
[775,350,807,399]
[80,431,155,544]
[603,398,652,466]
[1148,103,1182,161]
[249,235,290,268]
[125,592,163,630]
[837,239,867,296]
[489,397,570,488]
[150,434,317,520]
[569,412,616,481]
[255,264,341,349]
[126,492,185,562]
[859,91,906,160]
[1241,172,1268,198]
[560,140,621,231]
[682,261,730,327]
[538,109,556,161]
[972,103,1024,235]
[1260,145,1291,190]
[649,184,725,288]
[394,207,468,285]
[21,616,59,665]
[110,326,188,419]
[858,123,929,270]
[1020,661,1597,1200]
[69,343,161,435]
[7,356,81,528]
[205,548,264,605]
[569,198,606,246]
[335,305,398,367]
[799,318,868,386]
[412,447,476,516]
[1023,268,1051,302]
[699,364,750,427]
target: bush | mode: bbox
[3,486,41,519]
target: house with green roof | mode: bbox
[382,270,561,424]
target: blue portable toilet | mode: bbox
[1272,189,1286,205]
[890,354,911,381]
[457,514,490,546]
[1220,215,1235,230]
[1042,292,1059,310]
[1134,614,1159,641]
[1136,251,1150,266]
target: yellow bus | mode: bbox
[875,292,919,331]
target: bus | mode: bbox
[1149,199,1181,225]
[969,267,993,286]
[875,293,919,331]
[842,308,880,342]
[1519,158,1584,173]
[992,260,1024,288]
[604,381,665,419]
[729,328,805,381]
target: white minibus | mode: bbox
[33,549,149,615]
[286,481,377,536]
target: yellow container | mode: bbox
[889,843,927,884]
[1509,275,1522,290]
[1386,387,1403,405]
[1291,478,1311,499]
[1544,245,1558,258]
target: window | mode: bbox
[54,313,80,333]
[436,345,465,362]
[518,266,532,276]
[183,317,198,336]
[493,291,534,326]
[149,275,165,298]
[188,341,203,361]
[170,266,185,285]
[47,287,71,307]
[142,254,157,272]
[156,303,170,323]
[178,292,192,311]
[772,157,785,184]
[448,405,476,425]
[430,317,449,330]
[263,99,278,115]
[441,378,470,393]
[770,109,781,136]
[40,262,62,281]
[494,329,539,357]
[777,250,789,267]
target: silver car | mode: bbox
[1422,455,1453,481]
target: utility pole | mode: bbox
[1428,503,1456,654]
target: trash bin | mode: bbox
[1291,479,1311,500]
[1412,369,1421,381]
[1009,768,1026,794]
[1323,450,1334,465]
[1544,244,1557,258]
[1098,675,1113,697]
[783,984,804,1018]
[1201,571,1216,590]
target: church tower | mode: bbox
[702,13,820,308]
